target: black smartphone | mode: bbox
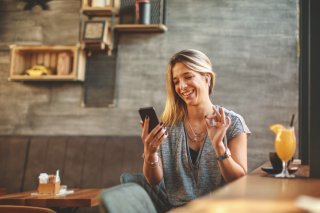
[139,107,160,133]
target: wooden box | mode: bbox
[9,45,85,81]
[81,0,120,16]
[38,175,60,195]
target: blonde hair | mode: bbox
[161,49,216,126]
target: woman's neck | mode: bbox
[186,99,213,121]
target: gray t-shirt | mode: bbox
[158,106,251,207]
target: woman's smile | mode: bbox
[181,89,194,99]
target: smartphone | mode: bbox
[139,107,160,133]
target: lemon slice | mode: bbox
[270,124,285,134]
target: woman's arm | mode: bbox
[215,133,247,182]
[141,117,167,186]
[143,152,164,186]
[205,106,248,183]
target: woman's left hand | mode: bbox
[205,105,231,150]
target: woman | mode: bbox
[140,49,250,212]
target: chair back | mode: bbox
[0,205,56,213]
[100,183,157,213]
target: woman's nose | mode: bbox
[179,80,187,90]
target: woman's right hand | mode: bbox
[141,117,167,159]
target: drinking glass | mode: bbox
[274,127,296,178]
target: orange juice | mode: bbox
[274,128,296,162]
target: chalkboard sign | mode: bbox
[83,52,117,107]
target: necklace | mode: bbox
[186,119,206,143]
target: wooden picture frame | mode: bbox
[82,20,108,43]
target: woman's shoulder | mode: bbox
[214,105,243,120]
[216,105,251,135]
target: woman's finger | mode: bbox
[141,117,149,141]
[144,123,163,145]
[220,107,226,124]
[204,115,215,127]
[206,112,219,123]
[212,105,221,120]
[151,130,167,150]
[148,123,163,138]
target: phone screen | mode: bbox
[139,107,160,133]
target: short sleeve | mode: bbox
[226,112,251,140]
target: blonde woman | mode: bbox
[123,49,250,212]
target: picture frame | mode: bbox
[82,20,108,43]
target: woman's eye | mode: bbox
[185,75,193,80]
[173,81,179,85]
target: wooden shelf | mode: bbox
[9,45,85,81]
[113,24,167,33]
[81,6,113,17]
[9,75,79,81]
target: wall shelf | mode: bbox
[113,24,167,33]
[9,75,79,81]
[9,45,85,81]
[81,6,114,17]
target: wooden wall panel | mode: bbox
[63,136,87,188]
[44,136,68,175]
[100,136,125,188]
[0,136,7,187]
[23,137,49,191]
[122,136,143,173]
[80,137,106,188]
[0,136,29,193]
[0,136,143,193]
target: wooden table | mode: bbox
[0,188,102,208]
[171,163,320,213]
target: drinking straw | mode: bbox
[290,114,295,127]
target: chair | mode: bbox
[99,183,157,213]
[0,205,56,213]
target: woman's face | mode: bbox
[172,62,209,106]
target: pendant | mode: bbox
[194,136,198,142]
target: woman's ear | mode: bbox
[204,73,211,84]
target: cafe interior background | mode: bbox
[0,0,307,212]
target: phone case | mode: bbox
[139,107,159,133]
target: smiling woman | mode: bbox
[122,49,251,212]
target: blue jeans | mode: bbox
[120,173,173,213]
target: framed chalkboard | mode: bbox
[82,21,107,42]
[83,52,117,107]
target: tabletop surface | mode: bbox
[0,188,102,207]
[208,163,320,200]
[170,162,320,213]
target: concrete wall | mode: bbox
[0,0,299,171]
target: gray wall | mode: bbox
[0,0,299,171]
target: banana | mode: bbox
[26,65,52,76]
